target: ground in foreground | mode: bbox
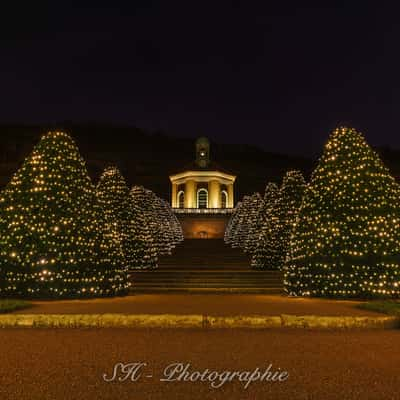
[12,294,383,316]
[0,328,399,400]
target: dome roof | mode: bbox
[170,136,236,177]
[195,136,210,146]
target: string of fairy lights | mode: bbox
[252,171,305,270]
[284,127,400,297]
[226,127,400,298]
[0,132,183,298]
[225,171,305,270]
[1,127,399,299]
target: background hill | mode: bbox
[0,124,398,202]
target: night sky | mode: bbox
[2,2,400,155]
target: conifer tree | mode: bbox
[230,195,252,248]
[0,132,129,298]
[128,186,158,269]
[250,185,280,268]
[144,189,173,256]
[230,192,263,251]
[161,199,184,244]
[244,182,279,254]
[252,171,305,269]
[157,197,184,250]
[224,200,243,244]
[96,166,131,269]
[145,191,184,255]
[263,182,280,210]
[154,196,175,255]
[242,193,264,253]
[285,127,400,298]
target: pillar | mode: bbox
[209,180,220,208]
[171,183,177,208]
[185,179,196,208]
[227,183,234,208]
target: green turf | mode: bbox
[357,300,400,316]
[0,299,32,314]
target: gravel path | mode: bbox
[0,328,399,399]
[14,294,381,316]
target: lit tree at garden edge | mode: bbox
[0,132,129,298]
[96,166,132,269]
[128,186,158,269]
[284,127,400,298]
[252,171,305,269]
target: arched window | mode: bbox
[221,190,228,208]
[197,188,208,209]
[177,191,185,208]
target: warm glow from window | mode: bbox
[221,190,228,208]
[197,188,208,209]
[177,191,185,208]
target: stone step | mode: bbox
[157,239,251,270]
[157,264,251,268]
[159,260,250,263]
[130,273,281,278]
[130,270,281,274]
[134,284,282,289]
[159,265,252,268]
[133,280,282,285]
[131,272,282,278]
[131,287,284,294]
[132,274,282,279]
[160,258,249,260]
[132,239,283,293]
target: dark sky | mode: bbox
[1,2,400,155]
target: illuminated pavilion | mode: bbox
[169,137,236,238]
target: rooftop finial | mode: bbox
[195,137,210,168]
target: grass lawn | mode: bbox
[357,300,400,316]
[0,299,32,314]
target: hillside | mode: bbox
[4,123,398,202]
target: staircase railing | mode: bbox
[173,208,234,214]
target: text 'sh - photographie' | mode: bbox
[0,2,400,400]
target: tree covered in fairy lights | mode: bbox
[96,166,132,269]
[153,195,175,255]
[162,198,184,244]
[242,192,265,253]
[97,177,182,270]
[248,183,280,265]
[128,186,158,269]
[0,132,129,298]
[260,182,280,226]
[224,200,244,246]
[144,188,175,256]
[237,194,260,250]
[244,182,279,255]
[156,197,184,251]
[229,195,253,248]
[251,171,305,269]
[284,127,400,298]
[224,200,243,244]
[146,190,183,255]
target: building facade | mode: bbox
[170,137,236,238]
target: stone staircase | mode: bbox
[129,239,283,293]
